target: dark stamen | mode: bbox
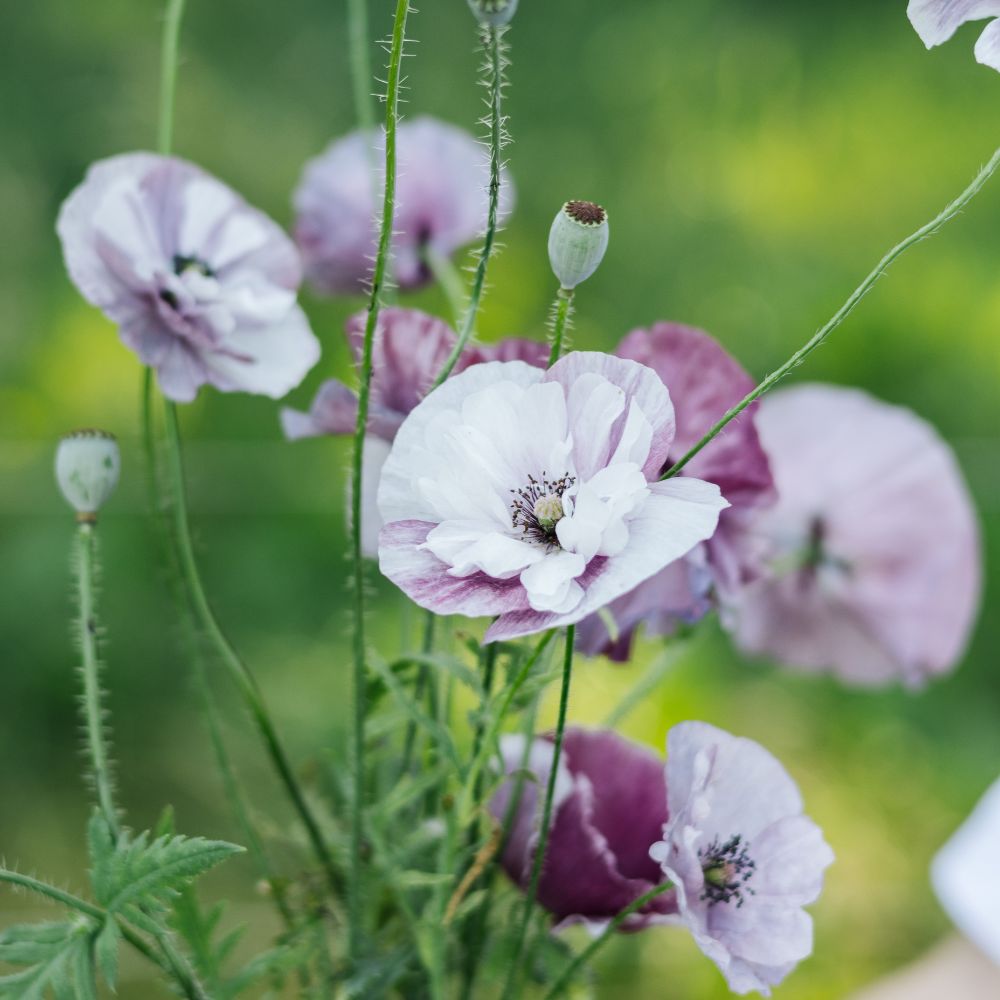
[172,253,215,278]
[699,834,756,908]
[509,471,575,547]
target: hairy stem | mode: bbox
[161,401,340,899]
[348,0,412,966]
[541,881,675,1000]
[663,145,1000,481]
[546,287,574,366]
[501,625,576,1000]
[430,23,507,388]
[74,524,119,839]
[157,0,186,154]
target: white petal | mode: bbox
[907,0,1000,47]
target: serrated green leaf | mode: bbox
[0,923,75,965]
[93,918,119,992]
[93,828,243,918]
[0,921,96,1000]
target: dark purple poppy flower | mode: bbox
[577,323,774,660]
[491,727,676,932]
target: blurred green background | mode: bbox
[4,0,1000,995]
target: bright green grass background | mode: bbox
[3,0,1000,996]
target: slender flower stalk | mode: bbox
[347,0,375,135]
[423,244,469,328]
[430,23,508,388]
[348,0,412,966]
[541,881,675,1000]
[501,625,576,1000]
[160,401,341,899]
[157,0,186,155]
[546,286,574,366]
[74,523,119,839]
[663,145,1000,480]
[601,640,689,728]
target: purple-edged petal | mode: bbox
[486,478,727,642]
[457,337,550,371]
[907,0,1000,47]
[281,380,359,440]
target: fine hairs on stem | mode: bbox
[547,286,574,366]
[662,144,1000,481]
[348,0,413,968]
[431,21,510,388]
[501,624,577,1000]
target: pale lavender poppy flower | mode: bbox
[933,777,1000,967]
[577,323,774,660]
[650,722,834,997]
[57,153,320,403]
[376,352,729,641]
[491,728,676,932]
[908,0,1000,71]
[294,116,515,296]
[726,384,981,687]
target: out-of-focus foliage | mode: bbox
[3,0,1000,995]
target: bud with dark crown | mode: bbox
[547,200,609,289]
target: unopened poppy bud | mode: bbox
[548,200,609,289]
[55,430,120,522]
[467,0,518,27]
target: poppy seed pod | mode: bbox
[548,200,609,289]
[55,430,120,521]
[467,0,518,27]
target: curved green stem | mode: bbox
[161,401,340,899]
[423,244,469,329]
[348,0,411,967]
[541,881,675,1000]
[601,640,688,728]
[74,524,120,840]
[547,287,574,367]
[501,625,576,1000]
[347,0,375,134]
[430,23,507,388]
[157,0,186,154]
[663,144,1000,481]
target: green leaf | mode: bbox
[0,920,97,1000]
[93,918,119,992]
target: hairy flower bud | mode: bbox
[467,0,518,26]
[548,200,609,289]
[55,430,120,521]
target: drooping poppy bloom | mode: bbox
[725,384,981,687]
[650,722,834,996]
[491,727,676,931]
[376,351,728,641]
[933,777,1000,967]
[577,323,774,660]
[57,153,320,403]
[908,0,1000,72]
[294,116,515,296]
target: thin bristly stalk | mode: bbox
[546,287,574,366]
[663,144,1000,481]
[157,0,186,155]
[430,23,509,388]
[73,523,119,839]
[160,401,341,900]
[541,881,675,1000]
[501,625,576,1000]
[347,0,376,134]
[348,0,412,968]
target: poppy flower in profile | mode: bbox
[57,153,320,403]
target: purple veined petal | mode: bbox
[543,351,676,481]
[725,384,981,687]
[933,777,1000,967]
[907,0,1000,47]
[456,337,550,371]
[294,116,515,295]
[486,477,727,642]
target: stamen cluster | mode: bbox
[510,472,575,546]
[699,834,756,908]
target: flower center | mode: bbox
[699,834,756,908]
[172,253,216,278]
[510,472,575,547]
